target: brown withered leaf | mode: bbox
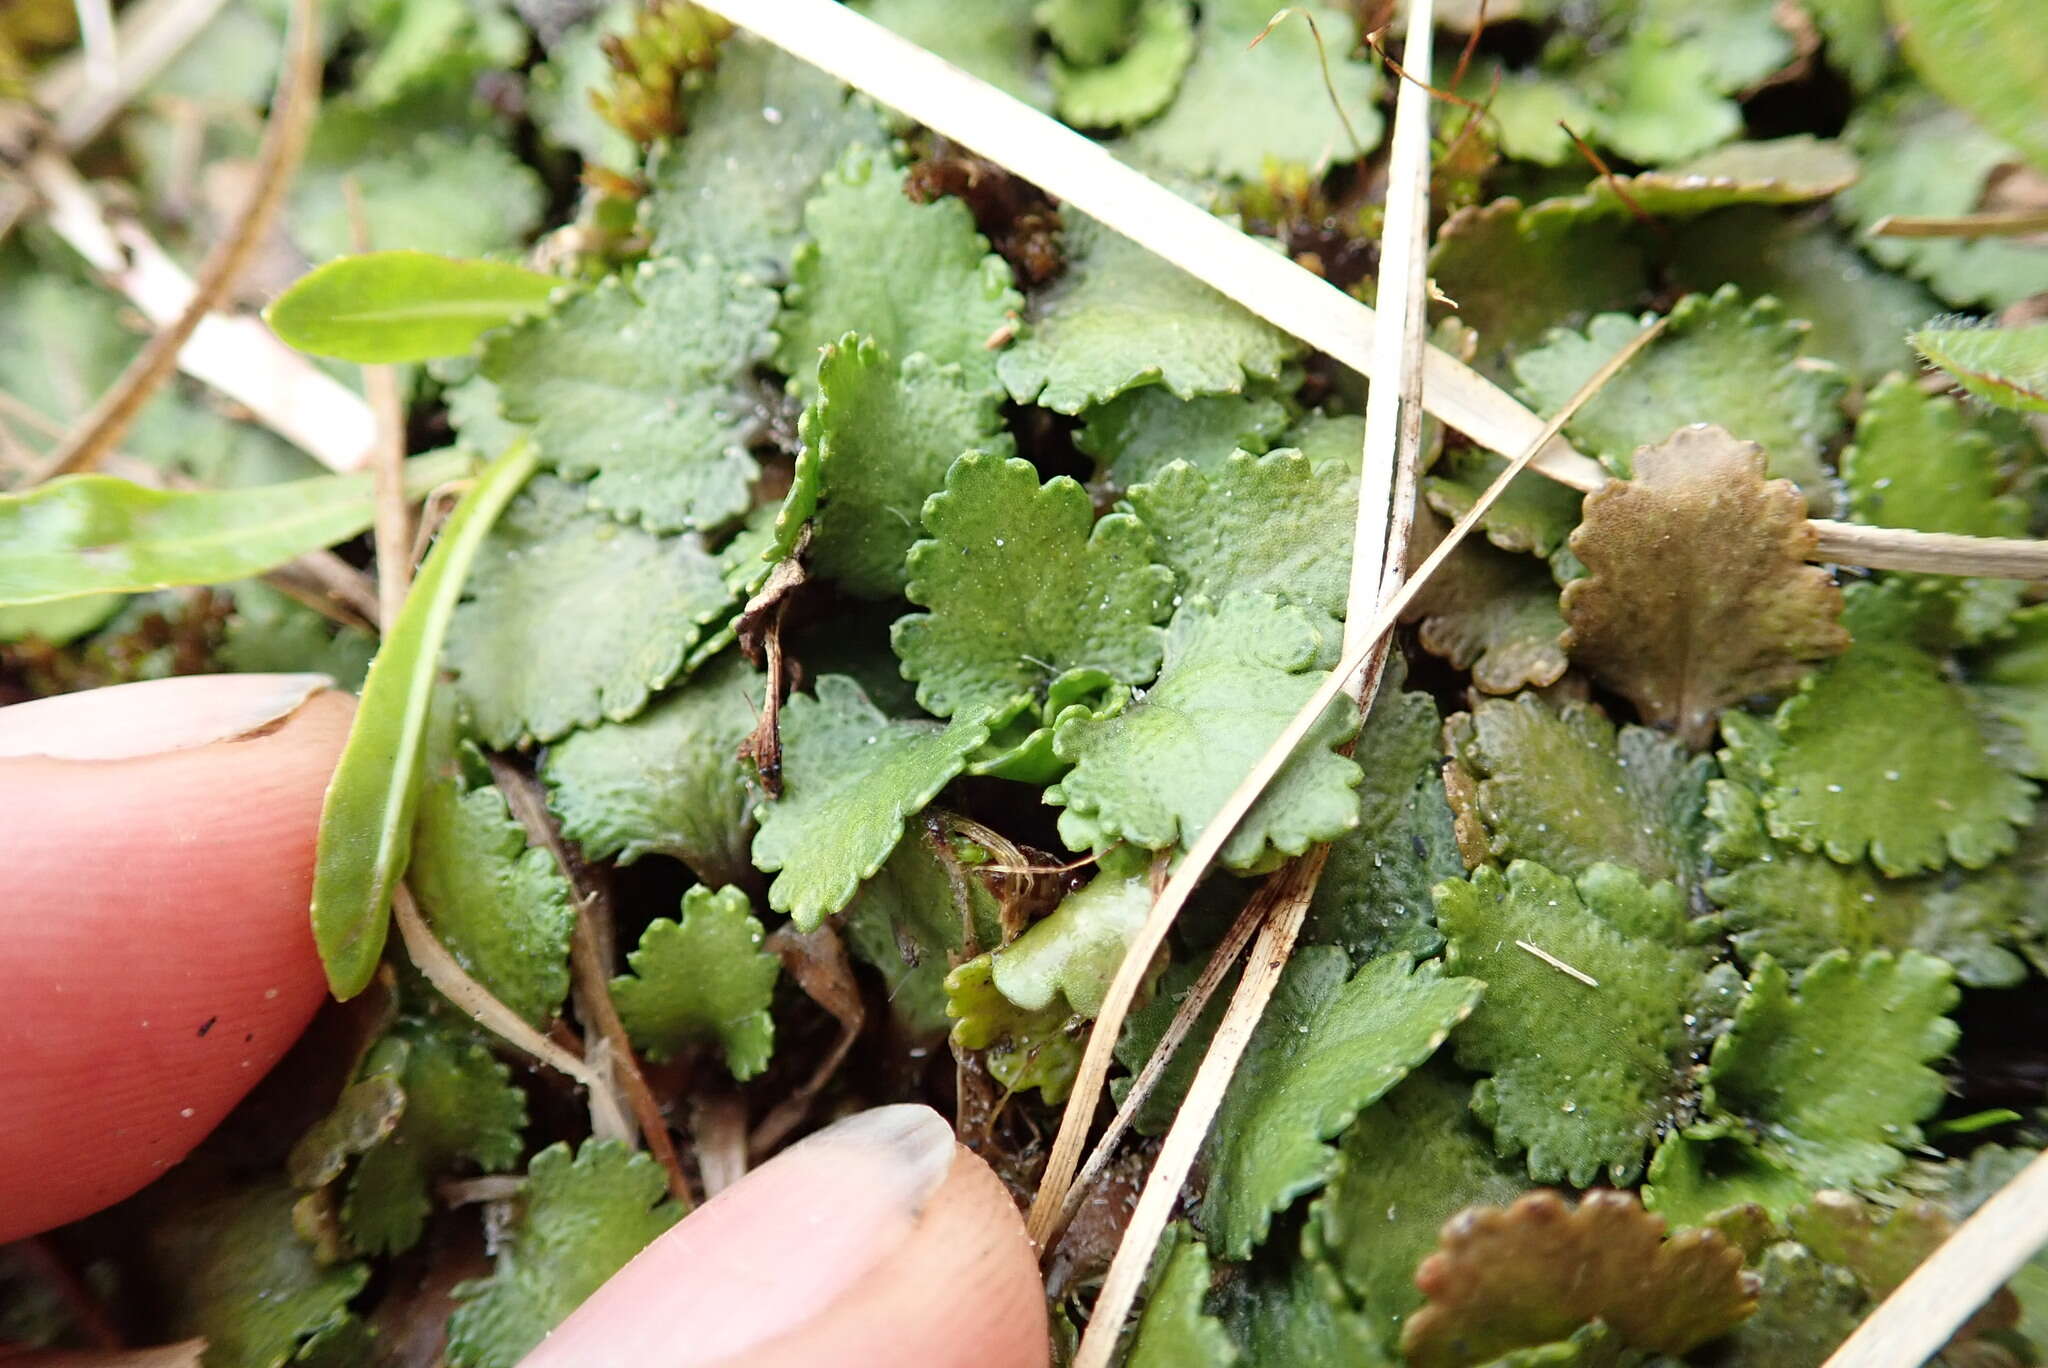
[1560,425,1848,748]
[1404,509,1569,696]
[1403,1188,1760,1367]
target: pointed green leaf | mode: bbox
[265,251,561,363]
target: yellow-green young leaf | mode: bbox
[265,251,561,363]
[1888,0,2048,175]
[944,953,1084,1101]
[610,886,780,1079]
[445,1142,681,1368]
[989,861,1153,1019]
[312,441,539,1000]
[0,450,468,608]
[1913,322,2048,415]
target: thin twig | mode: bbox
[392,883,635,1143]
[1869,210,2048,239]
[489,756,694,1209]
[31,0,321,482]
[697,0,2048,582]
[1822,1147,2048,1367]
[1561,121,1671,245]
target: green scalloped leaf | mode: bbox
[1076,384,1293,493]
[1315,1067,1530,1347]
[1511,286,1848,505]
[344,1016,527,1256]
[1890,0,2048,176]
[1214,1228,1397,1367]
[407,775,574,1028]
[481,256,776,532]
[611,885,780,1079]
[752,675,993,927]
[1202,950,1482,1259]
[540,651,763,889]
[1701,951,1959,1190]
[1838,87,2048,309]
[1422,446,1585,559]
[1124,449,1355,620]
[446,1142,680,1368]
[1302,677,1461,963]
[445,477,740,747]
[779,337,1015,599]
[641,36,888,273]
[1754,615,2037,875]
[1704,745,2030,987]
[1129,1227,1240,1368]
[1667,208,1938,383]
[843,833,1006,1036]
[1049,0,1194,131]
[998,212,1300,414]
[1123,0,1382,181]
[1448,694,1713,887]
[1437,861,1715,1185]
[1047,591,1362,871]
[1913,323,2048,416]
[1428,197,1649,376]
[1040,0,1141,66]
[1403,532,1569,696]
[895,451,1174,718]
[775,145,1022,401]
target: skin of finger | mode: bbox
[521,1119,1048,1368]
[0,687,353,1242]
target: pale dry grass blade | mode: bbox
[1823,1146,2048,1367]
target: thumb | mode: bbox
[521,1105,1050,1368]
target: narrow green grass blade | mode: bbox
[266,251,562,363]
[0,450,470,607]
[312,439,539,998]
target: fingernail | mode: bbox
[0,673,335,761]
[520,1105,960,1368]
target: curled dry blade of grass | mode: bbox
[1068,10,1435,1358]
[312,439,539,1000]
[392,883,634,1144]
[31,0,322,482]
[490,756,694,1209]
[696,0,2048,582]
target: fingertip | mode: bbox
[522,1105,1049,1368]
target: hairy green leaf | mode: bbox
[752,675,993,927]
[408,775,574,1027]
[446,1142,680,1368]
[1889,0,2048,175]
[895,451,1173,718]
[998,213,1300,413]
[1702,951,1959,1189]
[1203,950,1482,1259]
[779,336,1015,599]
[482,257,775,532]
[313,440,538,1000]
[445,476,740,747]
[266,251,560,363]
[612,885,779,1078]
[1437,861,1714,1185]
[1912,322,2048,415]
[1048,592,1362,871]
[775,145,1021,401]
[1124,449,1355,619]
[541,651,763,889]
